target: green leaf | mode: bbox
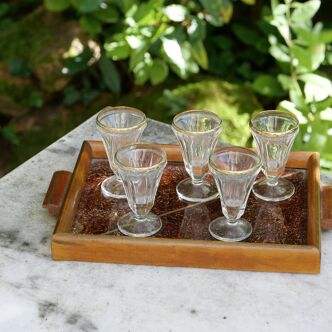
[133,0,163,25]
[202,0,233,25]
[277,100,307,124]
[93,7,119,23]
[320,108,332,121]
[45,0,70,11]
[164,4,187,22]
[268,36,290,62]
[240,0,255,4]
[149,59,168,85]
[269,15,290,43]
[315,97,332,112]
[204,13,224,27]
[118,0,137,14]
[320,29,332,44]
[79,16,102,34]
[162,39,198,78]
[310,43,325,71]
[98,54,121,95]
[252,74,284,97]
[129,46,149,70]
[190,40,208,70]
[187,17,206,41]
[299,73,332,103]
[291,0,320,22]
[271,3,288,16]
[277,74,291,91]
[232,23,261,46]
[294,116,329,153]
[104,41,130,60]
[290,45,312,71]
[290,42,325,72]
[162,39,186,77]
[220,0,233,24]
[71,0,102,13]
[133,62,149,85]
[126,35,144,49]
[62,48,93,75]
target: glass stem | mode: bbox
[135,215,147,222]
[266,175,278,187]
[227,218,238,225]
[192,176,204,185]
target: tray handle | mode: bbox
[42,170,72,216]
[321,185,332,231]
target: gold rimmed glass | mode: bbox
[114,143,167,237]
[172,110,223,202]
[96,106,147,199]
[208,147,261,242]
[250,110,299,202]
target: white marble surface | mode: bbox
[0,116,331,332]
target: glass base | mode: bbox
[209,217,252,242]
[253,177,295,202]
[117,212,162,237]
[101,175,126,199]
[176,178,219,203]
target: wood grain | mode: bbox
[43,171,72,216]
[321,185,332,231]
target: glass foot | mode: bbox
[176,177,219,203]
[117,212,162,237]
[101,175,126,199]
[253,177,295,202]
[209,217,252,242]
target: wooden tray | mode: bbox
[44,140,326,274]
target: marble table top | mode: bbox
[0,115,331,332]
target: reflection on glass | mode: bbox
[252,202,287,243]
[208,147,261,242]
[179,204,211,239]
[250,110,299,202]
[115,144,167,237]
[172,110,222,202]
[96,106,146,199]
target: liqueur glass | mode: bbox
[208,147,261,242]
[96,106,146,199]
[114,144,167,237]
[250,110,299,202]
[172,110,223,202]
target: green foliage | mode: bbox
[159,80,261,145]
[262,0,332,168]
[252,74,284,97]
[98,54,121,95]
[118,78,262,146]
[1,0,331,173]
[44,0,70,12]
[44,0,256,87]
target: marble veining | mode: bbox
[0,115,331,332]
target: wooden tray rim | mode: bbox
[52,140,321,273]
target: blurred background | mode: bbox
[0,0,331,177]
